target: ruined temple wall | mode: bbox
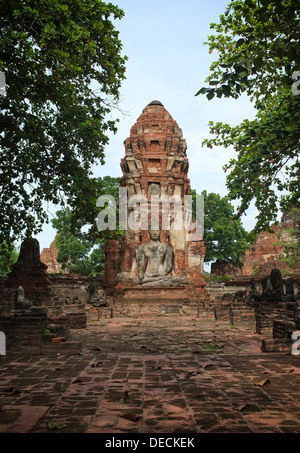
[206,280,250,301]
[40,238,62,274]
[2,270,97,307]
[242,224,285,276]
[241,211,300,277]
[47,274,101,306]
[210,210,300,279]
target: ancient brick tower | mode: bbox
[103,100,208,303]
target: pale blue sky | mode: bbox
[37,0,258,251]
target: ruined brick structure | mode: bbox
[210,210,300,278]
[0,238,86,355]
[40,238,62,274]
[241,210,300,277]
[5,238,51,304]
[210,260,242,277]
[103,100,208,303]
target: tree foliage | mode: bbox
[0,241,19,274]
[196,0,300,235]
[277,207,300,271]
[52,207,105,276]
[191,190,249,267]
[51,176,121,276]
[0,0,127,246]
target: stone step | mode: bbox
[107,303,215,319]
[84,302,220,322]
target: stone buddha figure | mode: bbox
[16,286,32,309]
[135,228,182,286]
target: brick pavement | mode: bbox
[1,315,300,434]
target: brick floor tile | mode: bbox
[1,316,300,433]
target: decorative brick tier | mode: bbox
[115,285,205,305]
[112,302,201,318]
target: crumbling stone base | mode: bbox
[0,308,83,356]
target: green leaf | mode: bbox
[236,38,245,47]
[235,83,241,93]
[287,45,298,61]
[207,90,215,100]
[246,60,252,73]
[48,421,66,430]
[195,87,208,96]
[237,71,248,79]
[222,85,231,96]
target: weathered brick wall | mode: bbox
[206,280,250,301]
[211,261,242,277]
[0,312,48,355]
[273,320,297,339]
[254,301,296,336]
[0,307,83,355]
[103,240,122,296]
[209,211,300,279]
[242,211,300,277]
[229,307,256,327]
[0,276,15,313]
[0,256,93,354]
[40,238,62,273]
[48,274,98,306]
